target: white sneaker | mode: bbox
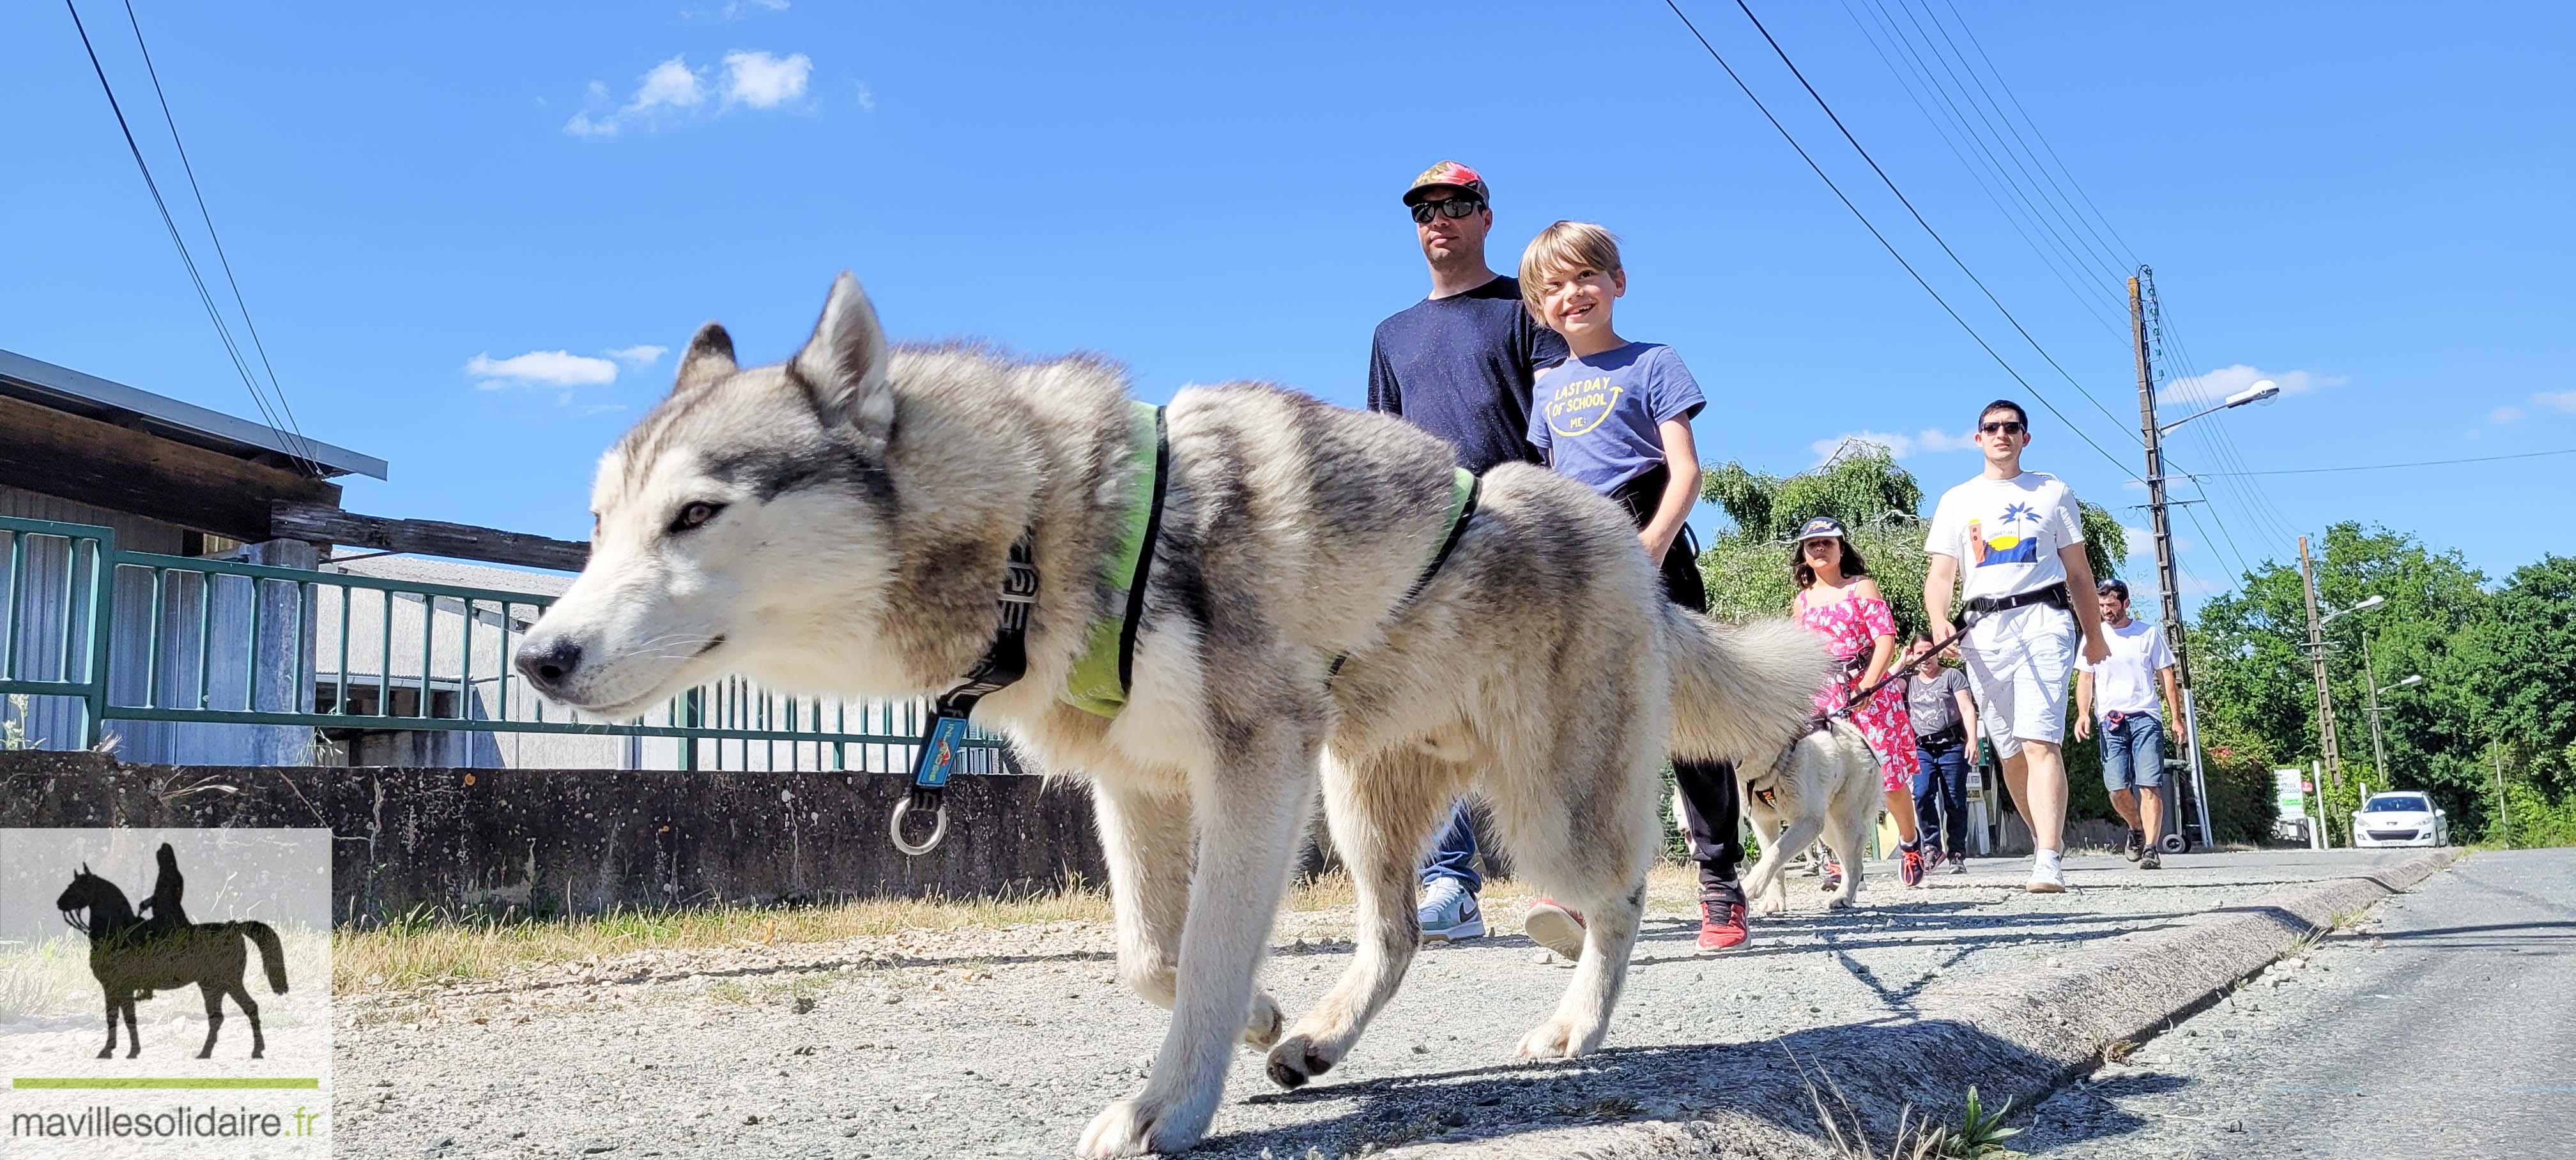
[1417,878,1486,941]
[2027,851,2066,894]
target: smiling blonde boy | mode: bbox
[1517,220,1751,954]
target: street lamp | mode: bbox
[2160,379,2282,436]
[2320,593,2385,626]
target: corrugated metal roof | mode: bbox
[0,347,388,480]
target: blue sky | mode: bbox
[7,1,2572,609]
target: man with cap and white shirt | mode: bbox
[1367,160,1567,942]
[2074,578,2182,869]
[1924,399,2110,893]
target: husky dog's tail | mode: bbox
[1662,607,1831,767]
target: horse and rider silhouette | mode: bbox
[54,843,288,1060]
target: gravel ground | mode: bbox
[2017,846,2574,1160]
[330,848,2432,1159]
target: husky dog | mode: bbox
[514,272,1825,1157]
[1737,720,1887,913]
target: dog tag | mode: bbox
[912,714,973,790]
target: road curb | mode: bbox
[1396,849,2462,1159]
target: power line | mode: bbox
[1834,0,2124,337]
[1654,0,2138,478]
[118,0,321,471]
[1933,0,2144,270]
[2182,447,2576,477]
[1721,0,2147,450]
[62,0,316,475]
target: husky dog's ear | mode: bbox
[673,323,737,393]
[790,271,894,456]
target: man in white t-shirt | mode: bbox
[2074,578,2182,869]
[1924,399,2110,894]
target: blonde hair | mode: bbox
[1518,220,1623,321]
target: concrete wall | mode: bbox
[0,751,1108,925]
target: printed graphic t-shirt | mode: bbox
[1924,471,2087,602]
[1525,342,1706,494]
[1905,666,1972,739]
[1367,276,1570,473]
[2076,617,2176,719]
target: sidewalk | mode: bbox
[332,848,2454,1159]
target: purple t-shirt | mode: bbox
[1527,342,1705,494]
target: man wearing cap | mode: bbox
[2073,578,2181,869]
[1367,161,1566,942]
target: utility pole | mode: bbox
[2130,276,2189,683]
[2359,631,2389,784]
[2299,536,2343,791]
[2131,273,2212,846]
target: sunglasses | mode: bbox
[1410,196,1485,224]
[1979,420,2026,436]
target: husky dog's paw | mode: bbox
[1264,1031,1341,1089]
[1514,1014,1606,1060]
[1243,993,1285,1049]
[1755,890,1790,917]
[1077,1094,1197,1159]
[1824,894,1855,910]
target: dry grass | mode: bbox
[331,861,1712,996]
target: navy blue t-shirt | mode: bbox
[1367,275,1569,473]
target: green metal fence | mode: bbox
[0,515,1000,772]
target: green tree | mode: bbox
[2188,523,2490,837]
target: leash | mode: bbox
[1827,582,2073,719]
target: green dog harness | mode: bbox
[1055,404,1482,717]
[1059,402,1171,717]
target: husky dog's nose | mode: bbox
[515,637,583,695]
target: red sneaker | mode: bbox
[1698,885,1749,953]
[1525,897,1587,961]
[1899,844,1927,888]
[1820,859,1843,892]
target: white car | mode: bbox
[2352,791,2449,848]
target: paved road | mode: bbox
[2019,847,2576,1160]
[332,848,2435,1159]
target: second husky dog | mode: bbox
[1738,719,1887,912]
[513,272,1825,1157]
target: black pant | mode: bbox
[1612,467,1742,892]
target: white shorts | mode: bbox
[1961,603,2076,759]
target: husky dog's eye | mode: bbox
[668,501,726,533]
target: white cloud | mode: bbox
[606,344,669,367]
[466,351,618,390]
[2489,406,2524,426]
[2121,525,2152,556]
[2160,363,2345,406]
[686,0,788,20]
[633,56,707,112]
[2533,390,2576,413]
[723,50,811,108]
[1808,427,1978,464]
[566,50,822,137]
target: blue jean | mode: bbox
[1912,736,1970,856]
[2099,714,2168,792]
[1421,800,1482,893]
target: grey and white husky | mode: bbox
[515,272,1825,1156]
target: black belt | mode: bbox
[1963,582,2071,618]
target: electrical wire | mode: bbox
[62,0,316,474]
[118,0,321,471]
[1721,0,2147,451]
[1835,0,2124,337]
[2180,447,2576,477]
[1656,0,2140,479]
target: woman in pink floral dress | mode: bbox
[1788,517,1929,887]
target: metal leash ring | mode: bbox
[887,796,949,856]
